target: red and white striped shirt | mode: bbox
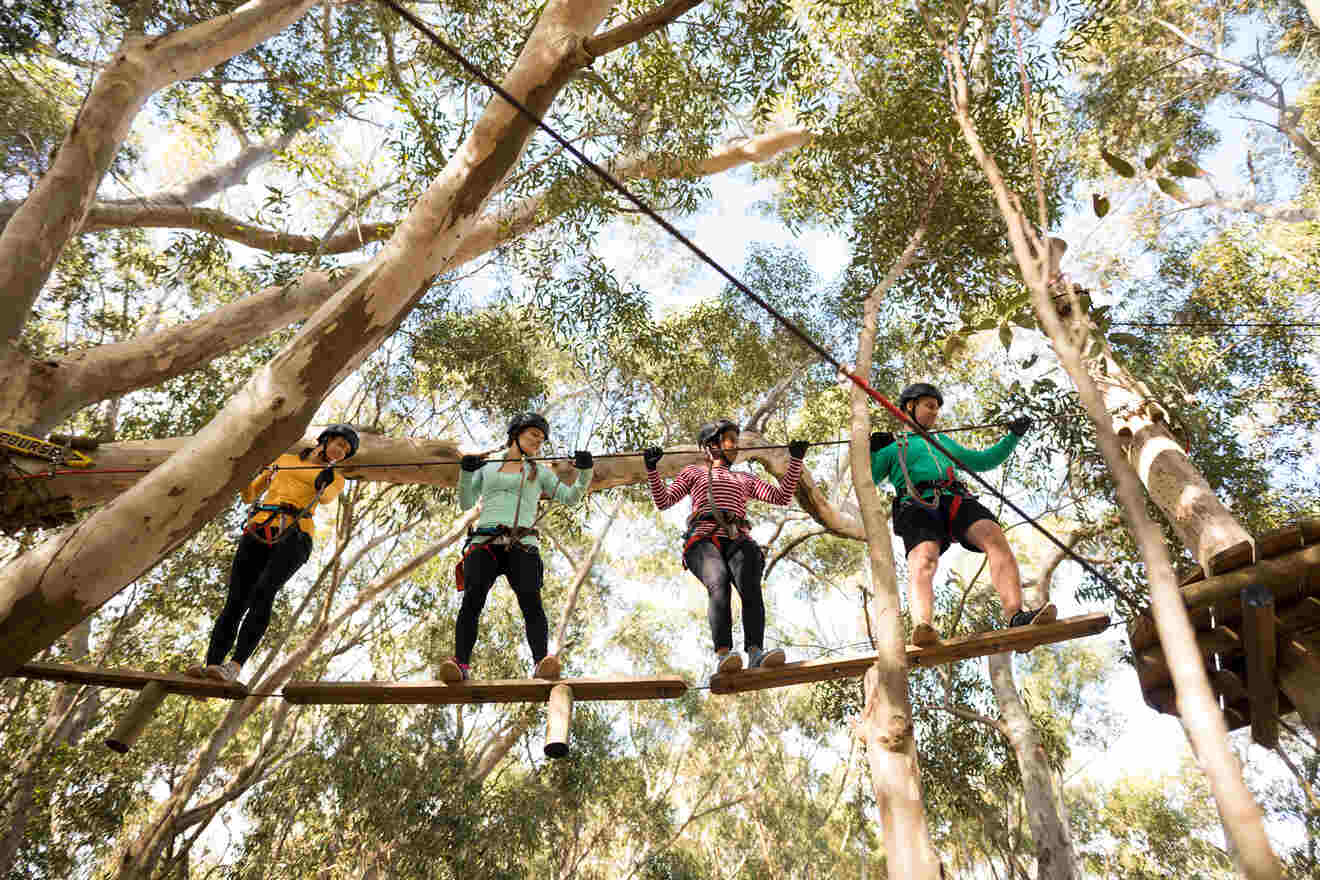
[648,459,804,540]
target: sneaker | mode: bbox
[533,654,561,680]
[205,661,243,687]
[713,650,743,677]
[911,622,940,646]
[1008,602,1058,629]
[439,658,470,683]
[184,663,208,679]
[747,646,786,669]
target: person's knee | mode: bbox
[909,548,939,578]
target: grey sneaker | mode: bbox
[747,646,786,669]
[713,651,743,677]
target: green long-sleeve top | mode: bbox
[459,457,592,547]
[870,432,1019,501]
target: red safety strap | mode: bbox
[454,543,497,592]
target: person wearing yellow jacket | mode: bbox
[187,425,357,686]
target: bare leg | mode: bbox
[965,519,1025,619]
[906,541,941,625]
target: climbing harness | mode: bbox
[453,454,548,591]
[894,434,975,544]
[241,463,335,547]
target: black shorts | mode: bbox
[894,493,998,556]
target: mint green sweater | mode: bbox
[459,457,592,547]
[870,433,1019,500]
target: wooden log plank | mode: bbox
[1207,539,1255,577]
[1280,596,1320,637]
[105,681,168,753]
[13,662,248,699]
[544,684,573,759]
[1181,544,1320,613]
[1278,635,1320,741]
[1241,585,1279,748]
[710,613,1110,695]
[1133,626,1241,694]
[282,675,687,705]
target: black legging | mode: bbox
[683,537,766,653]
[455,543,548,665]
[206,530,312,666]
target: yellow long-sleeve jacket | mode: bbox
[242,453,345,538]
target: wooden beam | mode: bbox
[1241,584,1279,748]
[105,681,168,753]
[1278,635,1320,741]
[1133,626,1241,693]
[710,613,1110,695]
[281,675,687,705]
[544,684,573,759]
[13,662,249,699]
[1182,544,1320,612]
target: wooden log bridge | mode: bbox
[711,613,1111,695]
[1129,519,1320,746]
[281,675,687,705]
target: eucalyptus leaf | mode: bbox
[1101,148,1136,178]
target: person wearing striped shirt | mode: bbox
[643,419,808,677]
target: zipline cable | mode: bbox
[374,0,1116,591]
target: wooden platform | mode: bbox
[14,662,250,699]
[1129,519,1320,746]
[282,675,688,705]
[711,613,1111,695]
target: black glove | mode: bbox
[314,467,335,492]
[870,431,895,452]
[1008,416,1033,437]
[643,446,663,470]
[574,450,593,469]
[460,455,485,473]
[787,439,809,459]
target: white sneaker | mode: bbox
[205,661,243,687]
[748,647,786,669]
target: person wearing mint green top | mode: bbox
[869,382,1056,647]
[439,413,593,683]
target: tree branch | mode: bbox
[584,0,705,58]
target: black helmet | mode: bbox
[697,419,739,448]
[898,383,943,415]
[317,423,359,459]
[507,412,550,443]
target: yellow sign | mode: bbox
[0,429,93,468]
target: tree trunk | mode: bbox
[848,227,941,878]
[1043,240,1251,574]
[0,0,319,343]
[0,0,621,677]
[2,430,850,534]
[0,127,806,435]
[938,40,1282,879]
[987,652,1077,880]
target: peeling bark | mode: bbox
[987,653,1077,880]
[0,0,320,343]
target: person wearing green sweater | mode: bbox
[870,383,1056,646]
[438,413,593,682]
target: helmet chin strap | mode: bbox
[706,443,734,467]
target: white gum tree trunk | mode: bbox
[0,127,808,435]
[848,229,942,878]
[0,0,320,344]
[986,652,1078,880]
[1043,240,1252,574]
[0,0,622,676]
